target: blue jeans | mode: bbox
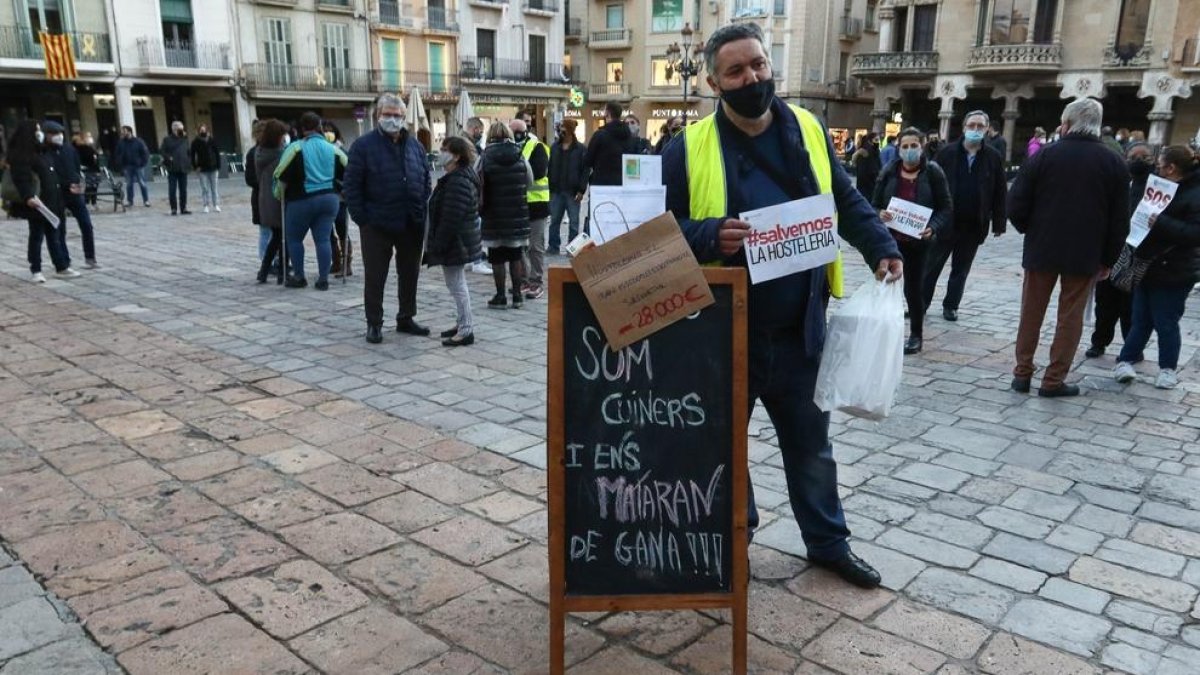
[123,166,148,204]
[747,328,850,560]
[1118,283,1192,369]
[258,225,272,259]
[284,193,338,282]
[27,215,69,273]
[62,193,95,261]
[548,191,580,251]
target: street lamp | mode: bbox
[665,22,704,113]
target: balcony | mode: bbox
[0,25,111,63]
[732,1,768,20]
[1183,38,1200,72]
[243,63,374,95]
[524,0,558,14]
[566,17,582,42]
[1103,44,1152,69]
[136,38,230,71]
[850,51,938,79]
[967,43,1062,74]
[374,69,460,99]
[839,16,862,41]
[460,56,577,83]
[317,0,353,10]
[589,28,631,49]
[468,0,508,8]
[378,0,415,27]
[426,7,459,32]
[589,82,631,101]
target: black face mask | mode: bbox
[514,131,528,143]
[1128,158,1153,177]
[720,78,775,119]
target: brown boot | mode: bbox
[330,234,343,277]
[336,237,353,278]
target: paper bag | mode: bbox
[570,212,715,351]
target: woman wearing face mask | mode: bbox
[1113,146,1200,390]
[479,121,531,309]
[3,120,77,282]
[1026,127,1047,158]
[424,137,482,346]
[872,127,953,355]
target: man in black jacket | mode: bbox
[43,121,98,268]
[161,121,192,215]
[926,110,1008,321]
[1007,98,1130,397]
[548,118,586,254]
[584,101,635,187]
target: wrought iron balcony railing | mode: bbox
[244,62,374,93]
[136,38,230,70]
[0,25,111,62]
[460,56,577,83]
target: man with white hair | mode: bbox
[160,120,193,215]
[1007,97,1130,397]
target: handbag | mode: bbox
[1109,243,1152,293]
[1,167,38,204]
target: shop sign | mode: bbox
[563,109,583,119]
[568,86,586,109]
[591,107,633,118]
[93,95,151,109]
[651,108,700,119]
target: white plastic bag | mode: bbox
[814,279,905,420]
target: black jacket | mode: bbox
[425,165,483,267]
[479,141,530,242]
[871,158,954,240]
[245,146,260,225]
[935,140,1008,243]
[986,134,1008,163]
[549,139,587,195]
[44,142,81,187]
[75,143,99,172]
[7,152,64,220]
[190,135,221,172]
[1008,134,1131,276]
[585,120,636,186]
[1137,166,1200,287]
[853,144,881,196]
[160,133,191,173]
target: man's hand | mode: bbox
[69,183,82,195]
[718,219,752,257]
[876,258,903,283]
[992,230,1003,238]
[920,227,933,240]
[574,192,584,203]
[879,210,894,223]
[1148,213,1158,228]
[1096,266,1111,281]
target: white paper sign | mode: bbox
[885,197,932,238]
[741,194,839,285]
[1127,175,1179,247]
[622,154,662,187]
[588,185,666,244]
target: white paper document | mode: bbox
[1127,175,1179,247]
[587,185,666,244]
[741,194,839,285]
[885,197,932,239]
[622,154,662,187]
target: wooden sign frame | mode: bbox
[546,266,749,674]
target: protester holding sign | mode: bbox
[1112,146,1200,390]
[663,22,901,589]
[871,127,952,355]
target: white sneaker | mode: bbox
[56,268,81,278]
[471,261,493,274]
[85,259,100,269]
[214,205,221,213]
[30,272,46,283]
[1113,361,1137,383]
[203,206,210,213]
[1155,369,1179,390]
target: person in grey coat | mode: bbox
[255,120,288,283]
[160,121,193,215]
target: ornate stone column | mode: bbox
[114,79,135,132]
[1147,112,1173,147]
[1001,109,1019,163]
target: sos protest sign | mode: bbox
[885,197,932,239]
[740,194,839,284]
[1127,175,1179,247]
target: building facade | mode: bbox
[851,0,1200,162]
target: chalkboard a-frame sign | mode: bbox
[547,267,749,674]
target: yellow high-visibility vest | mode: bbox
[520,138,550,204]
[682,104,845,298]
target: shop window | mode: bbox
[1115,0,1150,54]
[651,0,682,33]
[912,4,936,51]
[606,4,624,29]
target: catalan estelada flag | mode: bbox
[40,32,77,80]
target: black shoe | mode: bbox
[285,276,307,288]
[943,308,958,321]
[170,210,177,216]
[1011,377,1031,393]
[396,319,430,336]
[440,327,459,338]
[314,279,329,291]
[180,209,192,215]
[443,333,475,347]
[1038,383,1081,398]
[256,270,268,284]
[488,293,507,309]
[510,291,524,309]
[810,550,881,589]
[903,337,922,355]
[365,325,382,344]
[1085,346,1104,358]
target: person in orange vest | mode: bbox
[663,22,902,589]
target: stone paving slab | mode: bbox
[0,188,1198,672]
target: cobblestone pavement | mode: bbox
[0,181,1198,674]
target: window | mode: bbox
[976,0,990,45]
[650,56,679,86]
[477,28,495,78]
[991,0,1033,44]
[1115,0,1149,52]
[606,58,623,82]
[26,0,63,33]
[529,34,546,82]
[912,4,937,51]
[160,0,193,57]
[606,4,624,28]
[1033,0,1056,42]
[262,17,292,85]
[652,0,682,32]
[773,0,786,16]
[322,23,350,89]
[380,37,401,90]
[770,43,784,78]
[891,6,907,51]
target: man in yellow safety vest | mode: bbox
[511,118,550,300]
[663,22,903,589]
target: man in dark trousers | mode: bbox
[114,125,150,207]
[663,22,902,589]
[344,93,432,344]
[42,121,98,268]
[925,110,1008,321]
[585,101,635,187]
[547,118,587,254]
[1008,98,1130,397]
[160,121,192,215]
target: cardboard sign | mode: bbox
[569,212,715,351]
[885,197,932,239]
[740,194,839,285]
[1127,174,1179,247]
[588,185,666,244]
[622,154,663,187]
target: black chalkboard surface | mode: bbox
[560,281,734,595]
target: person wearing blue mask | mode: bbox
[925,110,1008,322]
[873,127,953,354]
